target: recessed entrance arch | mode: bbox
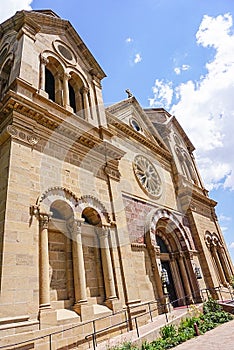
[146,209,200,306]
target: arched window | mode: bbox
[0,57,13,97]
[68,73,85,117]
[43,56,63,106]
[45,67,55,102]
[68,81,76,113]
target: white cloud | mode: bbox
[0,0,32,23]
[218,214,232,222]
[149,79,173,110]
[174,67,181,75]
[229,242,234,249]
[149,13,234,190]
[174,64,190,75]
[134,53,142,64]
[126,37,133,43]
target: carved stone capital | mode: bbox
[64,72,71,80]
[99,224,111,238]
[184,251,193,260]
[40,55,49,65]
[154,245,161,256]
[175,251,184,259]
[80,86,90,94]
[39,213,50,230]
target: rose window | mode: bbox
[133,155,162,198]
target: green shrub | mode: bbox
[178,316,199,331]
[203,297,222,314]
[160,324,177,340]
[111,298,233,350]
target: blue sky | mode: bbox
[1,0,234,262]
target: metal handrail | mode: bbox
[0,286,233,349]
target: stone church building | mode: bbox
[0,9,233,346]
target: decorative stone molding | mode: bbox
[146,208,192,251]
[205,232,223,249]
[6,125,40,146]
[131,243,147,250]
[76,195,111,224]
[53,40,77,65]
[104,162,121,181]
[107,112,171,162]
[133,155,162,198]
[38,213,50,230]
[37,186,79,212]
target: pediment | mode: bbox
[106,97,168,151]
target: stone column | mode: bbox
[170,255,184,301]
[81,86,91,121]
[152,247,164,300]
[178,253,193,303]
[39,213,51,309]
[71,219,87,304]
[184,252,202,303]
[218,246,232,281]
[63,72,72,110]
[99,225,117,300]
[39,55,49,95]
[212,246,227,286]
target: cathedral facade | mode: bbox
[0,9,233,344]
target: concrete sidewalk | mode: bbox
[172,318,234,350]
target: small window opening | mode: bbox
[45,67,55,102]
[69,82,76,112]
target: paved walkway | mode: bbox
[172,319,234,350]
[97,306,234,350]
[96,307,197,349]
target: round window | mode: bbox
[133,155,162,198]
[130,119,141,132]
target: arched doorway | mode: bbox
[146,209,199,307]
[155,234,177,304]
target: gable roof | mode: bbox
[106,96,169,152]
[144,108,195,152]
[0,9,106,80]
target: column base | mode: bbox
[73,301,94,322]
[38,89,49,98]
[39,308,57,329]
[64,105,74,113]
[105,297,122,312]
[159,295,170,314]
[39,303,51,309]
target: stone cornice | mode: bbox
[106,98,168,150]
[106,111,172,162]
[0,91,125,163]
[170,116,195,152]
[177,180,217,209]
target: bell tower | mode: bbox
[0,9,107,126]
[0,10,123,327]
